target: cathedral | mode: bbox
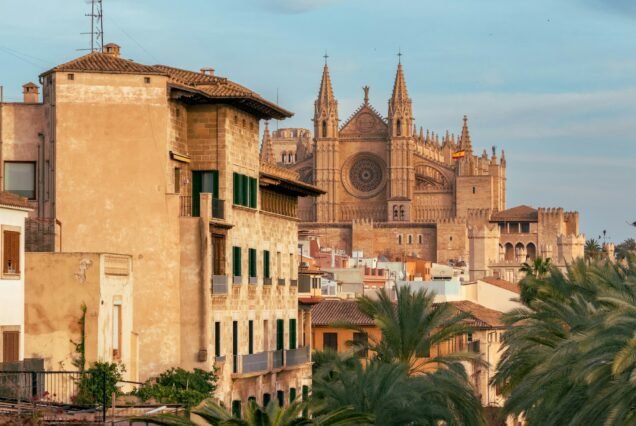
[261,60,585,282]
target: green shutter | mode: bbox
[276,319,284,350]
[289,388,296,403]
[289,319,296,349]
[249,177,257,208]
[233,173,240,205]
[233,246,242,277]
[241,175,249,206]
[214,322,221,357]
[248,320,254,354]
[232,400,241,419]
[263,250,270,278]
[302,386,309,417]
[192,171,202,217]
[211,170,219,198]
[248,248,257,278]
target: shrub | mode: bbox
[75,362,125,407]
[134,368,217,409]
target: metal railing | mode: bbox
[211,275,228,295]
[238,352,269,374]
[180,195,192,217]
[285,346,310,367]
[212,198,225,220]
[272,349,285,369]
[0,370,107,422]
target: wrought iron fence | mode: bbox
[0,370,107,422]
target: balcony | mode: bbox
[272,349,285,369]
[211,275,228,295]
[236,351,269,374]
[179,195,225,220]
[277,278,286,286]
[285,346,310,367]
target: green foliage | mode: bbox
[615,238,636,260]
[135,368,217,409]
[75,361,125,407]
[70,303,87,372]
[584,238,602,260]
[492,256,636,425]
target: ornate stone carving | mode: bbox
[342,153,386,199]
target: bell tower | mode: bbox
[387,57,415,219]
[313,56,340,222]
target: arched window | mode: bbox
[504,243,514,261]
[515,242,525,262]
[281,152,286,163]
[526,243,537,260]
[393,206,399,220]
[418,235,423,244]
[396,119,401,136]
[408,235,413,245]
[288,153,293,163]
[322,120,327,137]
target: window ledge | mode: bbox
[2,273,21,280]
[232,204,257,212]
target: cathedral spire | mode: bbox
[260,121,275,163]
[460,115,473,154]
[317,62,335,106]
[388,59,413,138]
[314,57,339,139]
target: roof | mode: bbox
[491,205,538,222]
[311,299,375,327]
[480,276,520,294]
[0,192,32,209]
[448,300,504,328]
[41,52,166,76]
[259,162,325,197]
[40,51,292,120]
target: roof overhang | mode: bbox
[259,170,325,197]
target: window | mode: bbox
[353,332,368,358]
[396,119,401,136]
[263,320,269,351]
[289,319,296,349]
[232,172,257,208]
[248,248,257,278]
[144,77,151,84]
[521,223,530,233]
[323,332,338,351]
[263,393,271,407]
[393,206,398,220]
[113,302,122,359]
[276,319,284,350]
[3,231,20,274]
[232,321,238,373]
[2,331,19,362]
[289,253,294,279]
[232,400,241,418]
[321,120,327,137]
[263,250,270,278]
[4,162,35,200]
[399,205,405,220]
[277,390,284,407]
[472,186,476,194]
[174,168,181,194]
[214,321,221,357]
[302,386,309,417]
[232,246,242,277]
[192,170,218,216]
[248,320,254,354]
[398,235,402,245]
[289,387,297,403]
[418,235,423,244]
[67,73,74,80]
[407,235,412,245]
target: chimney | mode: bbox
[103,43,121,58]
[22,82,39,103]
[200,67,215,76]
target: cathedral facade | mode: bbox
[262,61,584,281]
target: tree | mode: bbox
[135,367,218,410]
[584,238,602,260]
[615,238,636,260]
[519,256,551,279]
[491,257,636,425]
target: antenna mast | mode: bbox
[82,0,104,52]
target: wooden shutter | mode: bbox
[249,177,257,208]
[214,322,221,357]
[3,231,20,274]
[276,319,284,350]
[263,250,270,278]
[248,320,254,354]
[289,319,296,349]
[241,175,249,206]
[233,173,240,205]
[323,332,338,351]
[2,331,19,362]
[232,246,241,277]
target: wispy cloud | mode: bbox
[257,0,345,14]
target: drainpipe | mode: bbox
[198,194,212,362]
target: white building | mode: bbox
[0,192,31,364]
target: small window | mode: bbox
[472,186,476,194]
[2,331,19,362]
[3,230,20,274]
[144,77,151,84]
[322,120,327,137]
[408,235,413,245]
[396,119,401,136]
[521,223,530,233]
[249,248,257,278]
[214,321,221,357]
[4,162,36,200]
[232,246,242,277]
[450,236,453,241]
[174,168,181,194]
[67,73,74,80]
[353,332,368,358]
[418,235,423,244]
[398,234,402,245]
[323,332,338,351]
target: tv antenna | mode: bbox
[80,0,104,52]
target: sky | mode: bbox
[1,0,635,242]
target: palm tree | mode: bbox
[138,398,370,426]
[615,238,636,260]
[519,256,551,278]
[491,257,636,425]
[584,238,602,260]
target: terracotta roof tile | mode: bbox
[311,299,375,327]
[42,52,165,76]
[491,205,538,222]
[0,192,32,209]
[448,300,505,328]
[480,276,520,294]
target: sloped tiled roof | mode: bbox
[491,205,538,222]
[448,300,504,328]
[0,192,32,209]
[41,52,166,76]
[480,276,520,295]
[311,299,375,327]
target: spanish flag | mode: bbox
[452,150,465,160]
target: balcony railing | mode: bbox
[211,275,228,295]
[238,351,269,374]
[233,275,242,284]
[180,195,192,217]
[212,198,225,220]
[285,346,310,367]
[273,349,285,369]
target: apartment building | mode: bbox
[0,43,322,408]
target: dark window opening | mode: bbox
[323,332,338,351]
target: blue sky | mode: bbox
[1,0,635,242]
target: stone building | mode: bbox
[267,60,584,280]
[260,125,312,167]
[0,43,322,408]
